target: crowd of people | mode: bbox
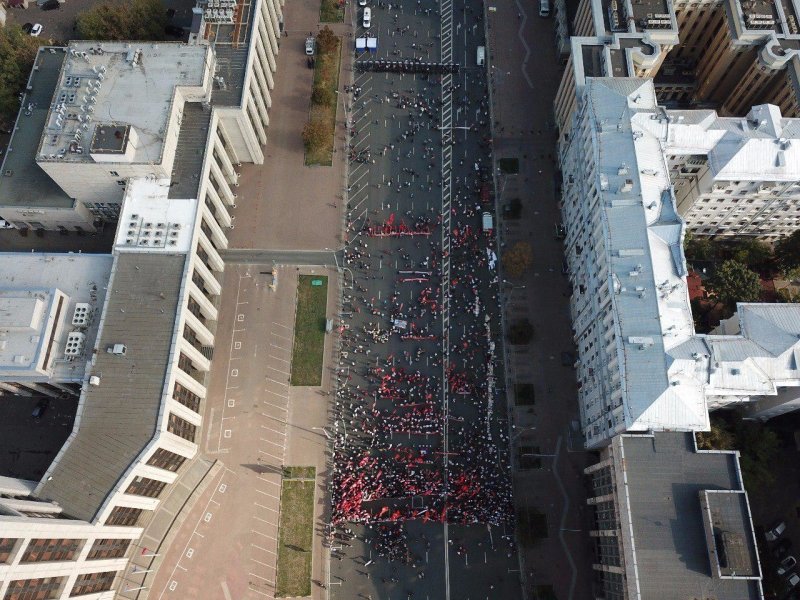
[327,0,514,570]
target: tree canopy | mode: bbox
[707,259,762,308]
[775,230,800,280]
[0,25,47,128]
[75,0,168,41]
[502,241,533,279]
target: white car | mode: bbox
[30,23,43,37]
[362,7,371,28]
[778,556,797,576]
[304,37,315,55]
[359,0,367,6]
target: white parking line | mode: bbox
[265,377,289,387]
[269,354,290,363]
[256,489,280,499]
[248,572,272,582]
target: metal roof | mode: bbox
[0,49,74,210]
[36,253,186,522]
[168,103,213,200]
[617,432,762,600]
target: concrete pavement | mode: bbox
[486,2,595,599]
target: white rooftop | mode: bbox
[37,42,212,164]
[114,178,197,253]
[581,78,800,438]
[0,253,113,383]
[585,78,707,434]
[660,103,800,181]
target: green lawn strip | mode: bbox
[290,275,329,385]
[283,466,316,480]
[320,0,344,22]
[276,476,316,597]
[305,35,341,166]
[498,157,519,174]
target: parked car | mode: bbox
[304,36,315,56]
[789,572,800,589]
[21,22,33,34]
[362,7,371,28]
[31,399,50,420]
[773,539,793,559]
[779,556,797,576]
[30,23,43,37]
[358,0,367,6]
[766,521,788,542]
[40,0,60,10]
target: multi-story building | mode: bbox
[0,0,284,597]
[561,77,800,448]
[554,0,800,143]
[585,431,762,599]
[0,0,281,232]
[0,253,113,399]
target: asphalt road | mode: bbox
[326,0,521,596]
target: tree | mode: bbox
[502,241,532,279]
[75,0,168,41]
[707,260,761,308]
[727,239,773,271]
[0,25,47,128]
[696,423,735,451]
[684,233,714,262]
[775,230,800,280]
[508,319,534,345]
[302,115,333,152]
[316,26,338,54]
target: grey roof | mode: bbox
[620,433,762,599]
[37,253,186,522]
[0,49,74,210]
[168,103,212,199]
[208,0,259,107]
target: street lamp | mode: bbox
[509,425,536,443]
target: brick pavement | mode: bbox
[227,0,351,252]
[485,3,595,599]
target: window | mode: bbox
[117,180,126,186]
[69,572,116,597]
[21,539,81,563]
[125,476,167,499]
[173,382,202,413]
[167,413,197,442]
[3,577,64,600]
[87,538,131,560]
[0,538,18,563]
[146,448,186,473]
[104,506,143,527]
[109,170,119,176]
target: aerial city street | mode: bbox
[4,0,800,598]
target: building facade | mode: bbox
[0,0,284,597]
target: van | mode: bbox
[363,7,372,28]
[539,0,551,17]
[476,46,485,66]
[482,211,494,234]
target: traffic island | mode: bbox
[290,275,329,385]
[303,27,342,166]
[276,468,316,597]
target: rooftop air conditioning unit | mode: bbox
[107,344,127,356]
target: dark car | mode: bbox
[40,0,61,10]
[164,24,185,37]
[31,398,50,420]
[22,22,33,34]
[773,538,793,559]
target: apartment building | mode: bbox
[585,432,762,599]
[0,0,283,597]
[561,77,800,448]
[554,0,800,143]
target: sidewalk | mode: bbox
[228,0,350,252]
[486,4,595,600]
